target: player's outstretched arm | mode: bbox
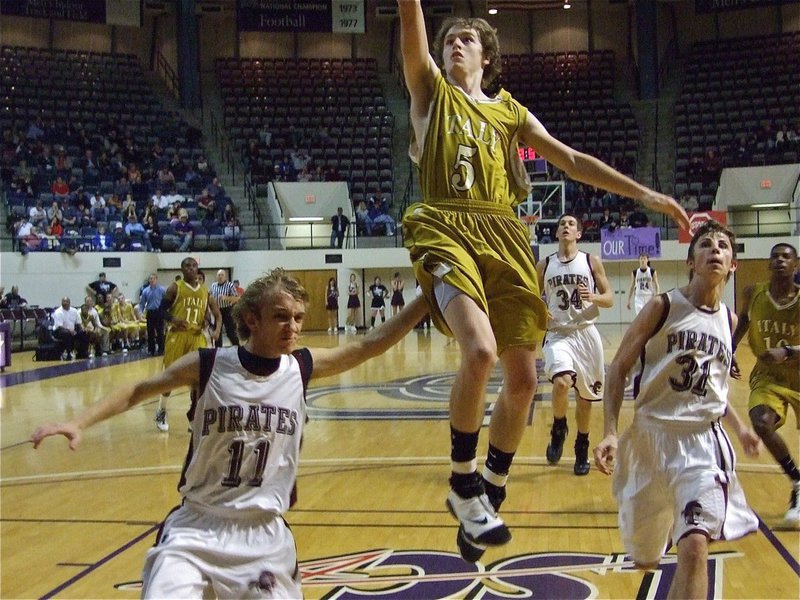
[397,0,438,118]
[520,113,689,230]
[311,295,429,379]
[30,353,200,450]
[594,295,667,474]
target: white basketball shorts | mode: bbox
[542,325,605,400]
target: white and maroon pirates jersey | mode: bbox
[543,250,599,332]
[633,289,733,425]
[178,346,311,515]
[633,267,656,302]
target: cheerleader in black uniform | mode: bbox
[368,276,389,329]
[390,272,405,317]
[325,277,339,334]
[346,273,360,334]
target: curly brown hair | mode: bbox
[233,268,309,340]
[432,17,502,90]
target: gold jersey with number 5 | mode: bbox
[403,71,547,351]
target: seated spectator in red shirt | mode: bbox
[52,176,69,199]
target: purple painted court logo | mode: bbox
[114,548,741,597]
[299,548,740,599]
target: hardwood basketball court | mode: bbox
[1,324,798,599]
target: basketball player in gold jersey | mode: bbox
[155,256,221,432]
[397,0,690,562]
[732,243,800,527]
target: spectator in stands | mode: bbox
[79,205,96,229]
[310,165,325,182]
[90,191,107,221]
[62,200,79,230]
[90,228,111,253]
[115,175,131,199]
[330,207,350,249]
[144,214,162,253]
[258,122,273,146]
[157,166,176,192]
[599,208,617,231]
[15,216,39,254]
[152,189,170,210]
[786,122,798,149]
[29,200,47,228]
[26,117,44,141]
[184,164,201,189]
[367,198,395,236]
[297,165,313,182]
[125,214,151,252]
[106,194,122,219]
[2,286,28,308]
[688,154,704,180]
[207,177,225,201]
[174,211,194,252]
[112,222,129,251]
[582,213,599,242]
[618,209,631,229]
[52,297,89,360]
[221,203,236,226]
[121,195,137,220]
[223,215,242,251]
[197,188,217,222]
[355,200,373,236]
[680,190,699,213]
[128,163,143,184]
[170,154,186,181]
[195,155,212,180]
[49,215,64,238]
[80,149,99,183]
[537,222,554,244]
[702,148,721,185]
[167,201,184,226]
[291,149,311,172]
[324,164,340,182]
[51,176,69,200]
[629,208,648,228]
[46,201,62,223]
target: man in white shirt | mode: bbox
[52,297,89,360]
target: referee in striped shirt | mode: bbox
[210,269,240,347]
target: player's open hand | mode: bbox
[30,422,82,451]
[639,191,690,230]
[593,434,617,475]
[729,355,742,379]
[738,428,761,458]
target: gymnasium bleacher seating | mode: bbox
[216,57,395,208]
[673,32,800,203]
[500,50,639,178]
[1,45,231,251]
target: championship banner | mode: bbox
[600,227,661,260]
[0,0,142,25]
[695,0,799,14]
[678,210,728,243]
[237,0,365,34]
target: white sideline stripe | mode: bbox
[0,457,781,485]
